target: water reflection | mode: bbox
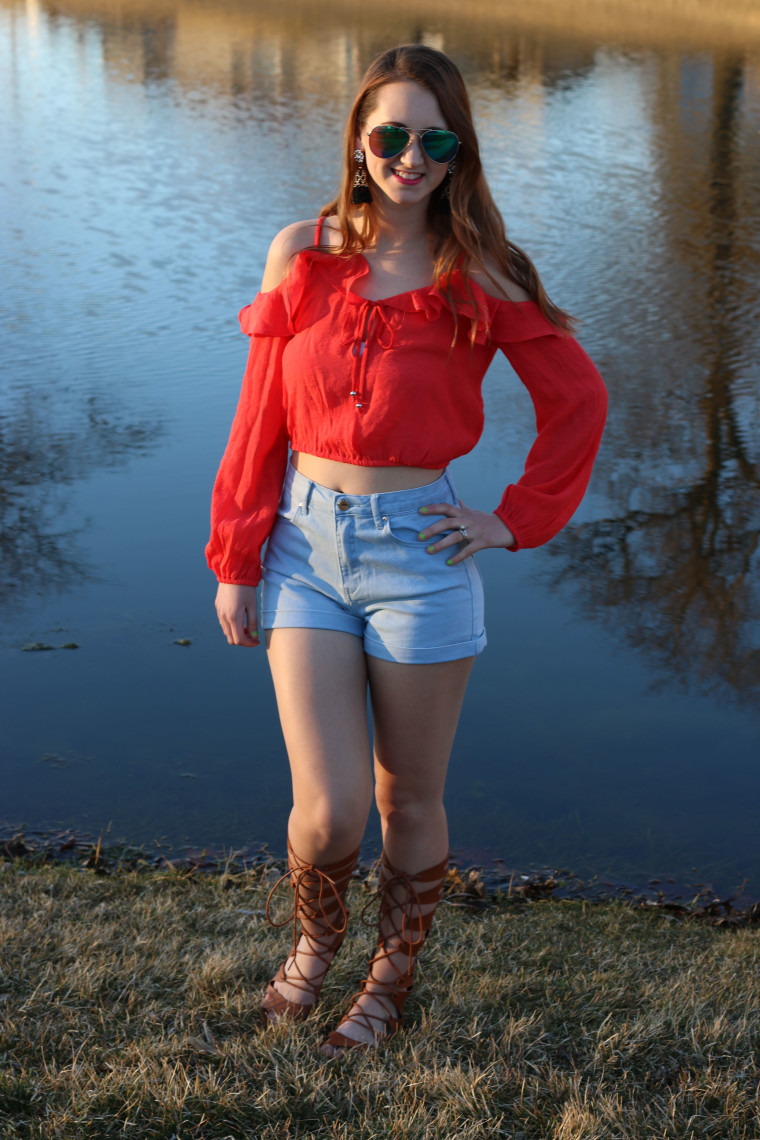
[28,0,760,58]
[0,394,162,614]
[546,52,759,704]
[547,452,760,703]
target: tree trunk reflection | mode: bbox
[548,56,759,703]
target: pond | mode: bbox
[1,0,759,897]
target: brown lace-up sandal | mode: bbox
[320,851,449,1054]
[260,838,360,1023]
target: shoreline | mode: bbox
[3,823,758,925]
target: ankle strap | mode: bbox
[265,844,360,947]
[265,865,347,934]
[361,852,449,948]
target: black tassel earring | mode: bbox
[351,149,372,205]
[436,159,455,215]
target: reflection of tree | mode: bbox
[547,472,760,701]
[546,56,760,703]
[0,395,161,614]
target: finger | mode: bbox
[219,609,259,647]
[238,606,260,647]
[418,514,465,542]
[217,612,235,645]
[243,603,260,647]
[235,624,258,646]
[419,501,459,519]
[444,539,485,565]
[423,528,472,555]
[418,520,454,542]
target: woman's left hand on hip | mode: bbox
[418,500,515,563]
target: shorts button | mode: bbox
[337,498,350,511]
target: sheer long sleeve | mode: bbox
[490,303,608,550]
[205,296,293,586]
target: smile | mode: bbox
[392,169,424,184]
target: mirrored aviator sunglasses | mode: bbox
[367,125,460,165]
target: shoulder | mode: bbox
[260,216,342,292]
[468,259,531,304]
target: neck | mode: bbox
[365,197,431,251]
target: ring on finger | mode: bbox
[458,525,469,541]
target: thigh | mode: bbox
[367,655,475,799]
[265,628,373,812]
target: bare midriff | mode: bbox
[292,452,445,495]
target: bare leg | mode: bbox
[370,655,473,870]
[264,628,374,1008]
[323,654,474,1050]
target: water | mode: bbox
[2,0,759,895]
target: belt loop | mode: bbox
[372,492,384,530]
[302,477,315,516]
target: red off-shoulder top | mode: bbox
[206,248,607,586]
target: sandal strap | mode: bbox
[330,851,448,1046]
[265,841,358,935]
[264,840,360,1005]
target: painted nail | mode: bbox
[419,507,428,514]
[427,545,435,554]
[418,532,426,540]
[446,559,453,565]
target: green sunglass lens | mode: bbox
[422,131,458,163]
[371,127,410,158]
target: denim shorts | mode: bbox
[260,464,486,664]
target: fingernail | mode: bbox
[419,507,428,514]
[427,545,435,554]
[446,558,453,565]
[418,531,426,540]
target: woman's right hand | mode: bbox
[214,583,260,647]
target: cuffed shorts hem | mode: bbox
[363,629,487,665]
[260,610,487,664]
[260,609,361,637]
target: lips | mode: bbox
[392,169,423,184]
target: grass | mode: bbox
[0,859,758,1139]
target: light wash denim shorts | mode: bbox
[260,464,486,664]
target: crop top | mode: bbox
[206,242,608,587]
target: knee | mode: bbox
[374,781,443,829]
[292,793,368,854]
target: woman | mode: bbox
[206,44,607,1055]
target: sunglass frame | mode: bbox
[367,125,460,165]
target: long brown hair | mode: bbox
[320,44,573,332]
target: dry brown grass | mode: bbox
[0,861,758,1138]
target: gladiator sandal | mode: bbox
[260,837,360,1023]
[321,850,449,1053]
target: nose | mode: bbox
[398,131,425,164]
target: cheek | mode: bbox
[430,164,448,189]
[367,156,395,185]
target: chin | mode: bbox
[381,181,434,206]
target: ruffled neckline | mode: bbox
[302,246,484,305]
[246,247,552,345]
[302,247,541,343]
